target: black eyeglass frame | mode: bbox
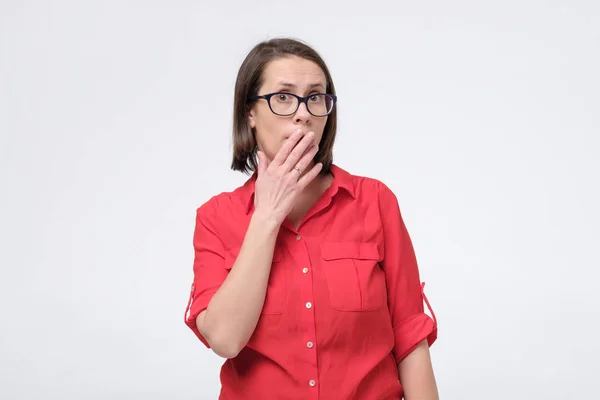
[248,92,337,117]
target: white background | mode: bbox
[1,1,599,399]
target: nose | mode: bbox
[294,101,311,123]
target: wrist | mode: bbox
[250,209,281,233]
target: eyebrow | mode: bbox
[277,82,326,90]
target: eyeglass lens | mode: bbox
[270,93,334,116]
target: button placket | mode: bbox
[293,230,318,390]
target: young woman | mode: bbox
[184,38,439,400]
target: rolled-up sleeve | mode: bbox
[378,183,438,363]
[184,200,227,348]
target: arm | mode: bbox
[398,339,439,400]
[377,182,439,398]
[196,211,279,359]
[186,130,321,358]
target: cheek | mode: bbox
[253,109,281,133]
[255,127,282,158]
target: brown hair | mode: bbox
[231,38,338,175]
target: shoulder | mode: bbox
[341,168,407,226]
[195,181,251,222]
[342,167,398,203]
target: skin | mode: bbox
[399,339,439,400]
[197,55,439,399]
[248,56,328,173]
[248,55,333,227]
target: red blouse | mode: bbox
[184,164,437,399]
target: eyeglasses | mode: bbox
[248,92,337,117]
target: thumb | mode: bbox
[256,150,268,176]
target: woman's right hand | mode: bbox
[253,129,322,226]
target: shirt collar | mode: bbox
[241,164,356,215]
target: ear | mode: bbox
[247,109,256,129]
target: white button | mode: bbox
[307,341,314,348]
[309,379,316,387]
[302,267,309,274]
[305,302,312,309]
[296,235,302,240]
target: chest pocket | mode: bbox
[321,242,386,311]
[224,247,286,315]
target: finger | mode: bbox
[297,162,323,188]
[256,151,268,176]
[271,129,304,167]
[281,131,316,172]
[292,144,319,175]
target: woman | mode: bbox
[184,38,439,400]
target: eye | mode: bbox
[309,94,323,102]
[275,93,291,102]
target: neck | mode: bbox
[288,167,333,228]
[303,167,333,199]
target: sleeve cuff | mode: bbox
[392,312,437,362]
[184,288,214,348]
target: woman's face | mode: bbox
[248,56,328,162]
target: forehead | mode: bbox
[261,56,326,88]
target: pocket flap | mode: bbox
[321,242,381,261]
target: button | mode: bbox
[296,234,302,240]
[309,380,316,387]
[302,267,309,274]
[307,341,314,348]
[305,302,312,309]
